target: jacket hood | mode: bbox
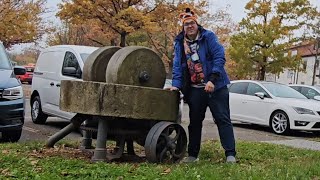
[0,69,20,89]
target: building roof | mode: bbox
[291,41,320,58]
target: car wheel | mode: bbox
[2,130,22,142]
[270,111,290,135]
[31,96,48,124]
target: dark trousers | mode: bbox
[187,86,236,158]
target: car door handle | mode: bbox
[50,82,54,86]
[56,83,60,87]
[242,101,247,104]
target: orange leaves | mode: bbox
[0,0,47,48]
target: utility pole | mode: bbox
[312,37,320,85]
[316,37,320,84]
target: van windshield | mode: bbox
[0,43,11,70]
[80,53,90,62]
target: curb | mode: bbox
[263,139,320,151]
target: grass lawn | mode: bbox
[1,140,320,179]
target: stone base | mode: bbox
[60,80,179,122]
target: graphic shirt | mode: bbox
[184,38,205,87]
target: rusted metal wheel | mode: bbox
[105,46,166,88]
[145,121,187,163]
[83,46,121,82]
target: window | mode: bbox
[229,82,248,94]
[247,83,269,97]
[287,70,294,78]
[302,60,307,71]
[290,86,301,92]
[62,51,81,78]
[301,87,320,99]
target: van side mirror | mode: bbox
[14,66,26,75]
[62,67,82,78]
[254,92,265,99]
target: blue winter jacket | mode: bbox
[172,26,230,91]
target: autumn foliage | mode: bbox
[0,0,47,48]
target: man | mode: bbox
[169,8,236,163]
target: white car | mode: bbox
[31,45,99,123]
[289,84,320,100]
[229,80,320,135]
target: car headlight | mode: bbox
[292,107,315,115]
[2,86,23,100]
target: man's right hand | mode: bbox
[165,86,179,91]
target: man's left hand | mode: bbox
[205,81,215,93]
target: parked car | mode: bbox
[16,65,34,84]
[0,42,26,142]
[229,80,320,135]
[289,84,320,100]
[30,45,99,124]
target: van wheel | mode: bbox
[2,130,22,142]
[31,96,48,124]
[270,111,290,135]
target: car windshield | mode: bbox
[0,43,11,70]
[262,82,307,99]
[80,53,90,62]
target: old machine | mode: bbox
[46,46,187,163]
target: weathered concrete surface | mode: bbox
[83,46,121,82]
[105,46,166,88]
[60,80,179,121]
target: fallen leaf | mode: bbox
[31,160,38,165]
[1,150,9,154]
[161,168,171,175]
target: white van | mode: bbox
[30,45,98,124]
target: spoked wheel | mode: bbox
[145,121,187,163]
[270,111,290,135]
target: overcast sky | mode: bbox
[46,0,319,23]
[10,0,320,52]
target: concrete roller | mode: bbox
[105,46,166,88]
[83,46,121,82]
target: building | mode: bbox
[266,41,320,85]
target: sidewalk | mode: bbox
[263,139,320,151]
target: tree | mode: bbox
[0,0,47,49]
[302,11,320,85]
[57,0,157,47]
[9,47,41,65]
[47,20,117,46]
[229,0,318,80]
